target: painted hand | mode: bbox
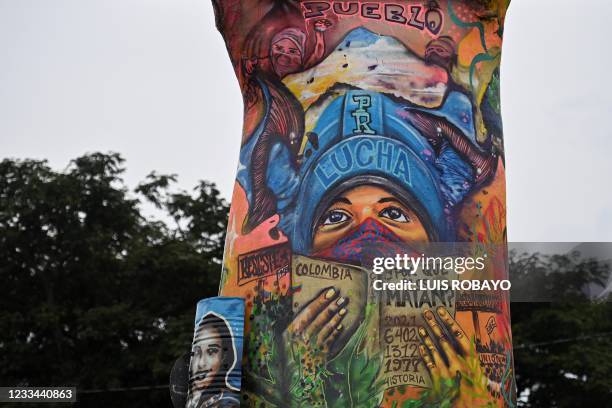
[313,19,332,32]
[281,287,348,402]
[244,57,259,75]
[418,306,490,407]
[285,287,348,353]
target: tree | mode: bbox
[0,153,228,408]
[509,250,612,407]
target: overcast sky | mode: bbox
[1,0,611,242]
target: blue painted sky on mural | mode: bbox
[1,0,611,241]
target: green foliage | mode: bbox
[485,69,501,114]
[327,304,385,408]
[399,377,460,408]
[0,153,228,408]
[509,250,612,407]
[242,292,293,407]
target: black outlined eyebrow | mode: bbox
[377,197,402,205]
[330,197,352,206]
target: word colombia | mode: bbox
[301,1,445,35]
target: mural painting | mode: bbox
[209,1,515,406]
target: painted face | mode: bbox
[312,185,429,255]
[190,325,223,391]
[424,37,456,70]
[271,37,303,76]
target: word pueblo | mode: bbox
[301,1,444,35]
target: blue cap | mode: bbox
[291,91,443,253]
[238,88,476,255]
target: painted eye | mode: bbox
[320,210,350,226]
[379,206,410,223]
[206,347,220,357]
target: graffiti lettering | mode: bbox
[295,260,354,280]
[237,243,291,286]
[314,138,412,189]
[301,2,443,35]
[386,372,426,387]
[385,288,454,308]
[456,292,504,313]
[351,95,376,135]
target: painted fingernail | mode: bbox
[424,310,434,320]
[437,307,447,316]
[339,308,347,316]
[325,288,336,299]
[336,297,345,306]
[418,327,427,337]
[336,324,343,331]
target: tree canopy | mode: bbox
[509,250,612,407]
[0,153,228,407]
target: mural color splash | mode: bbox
[211,1,514,406]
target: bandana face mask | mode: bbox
[312,218,409,264]
[270,38,303,76]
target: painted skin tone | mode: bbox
[285,286,346,353]
[287,185,488,404]
[312,184,430,252]
[270,37,303,77]
[190,326,224,391]
[285,185,430,352]
[285,292,488,405]
[282,286,348,397]
[269,19,330,78]
[419,307,491,407]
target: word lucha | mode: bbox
[301,2,444,35]
[314,137,413,189]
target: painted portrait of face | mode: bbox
[270,28,305,77]
[189,314,236,393]
[424,36,457,72]
[312,184,430,258]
